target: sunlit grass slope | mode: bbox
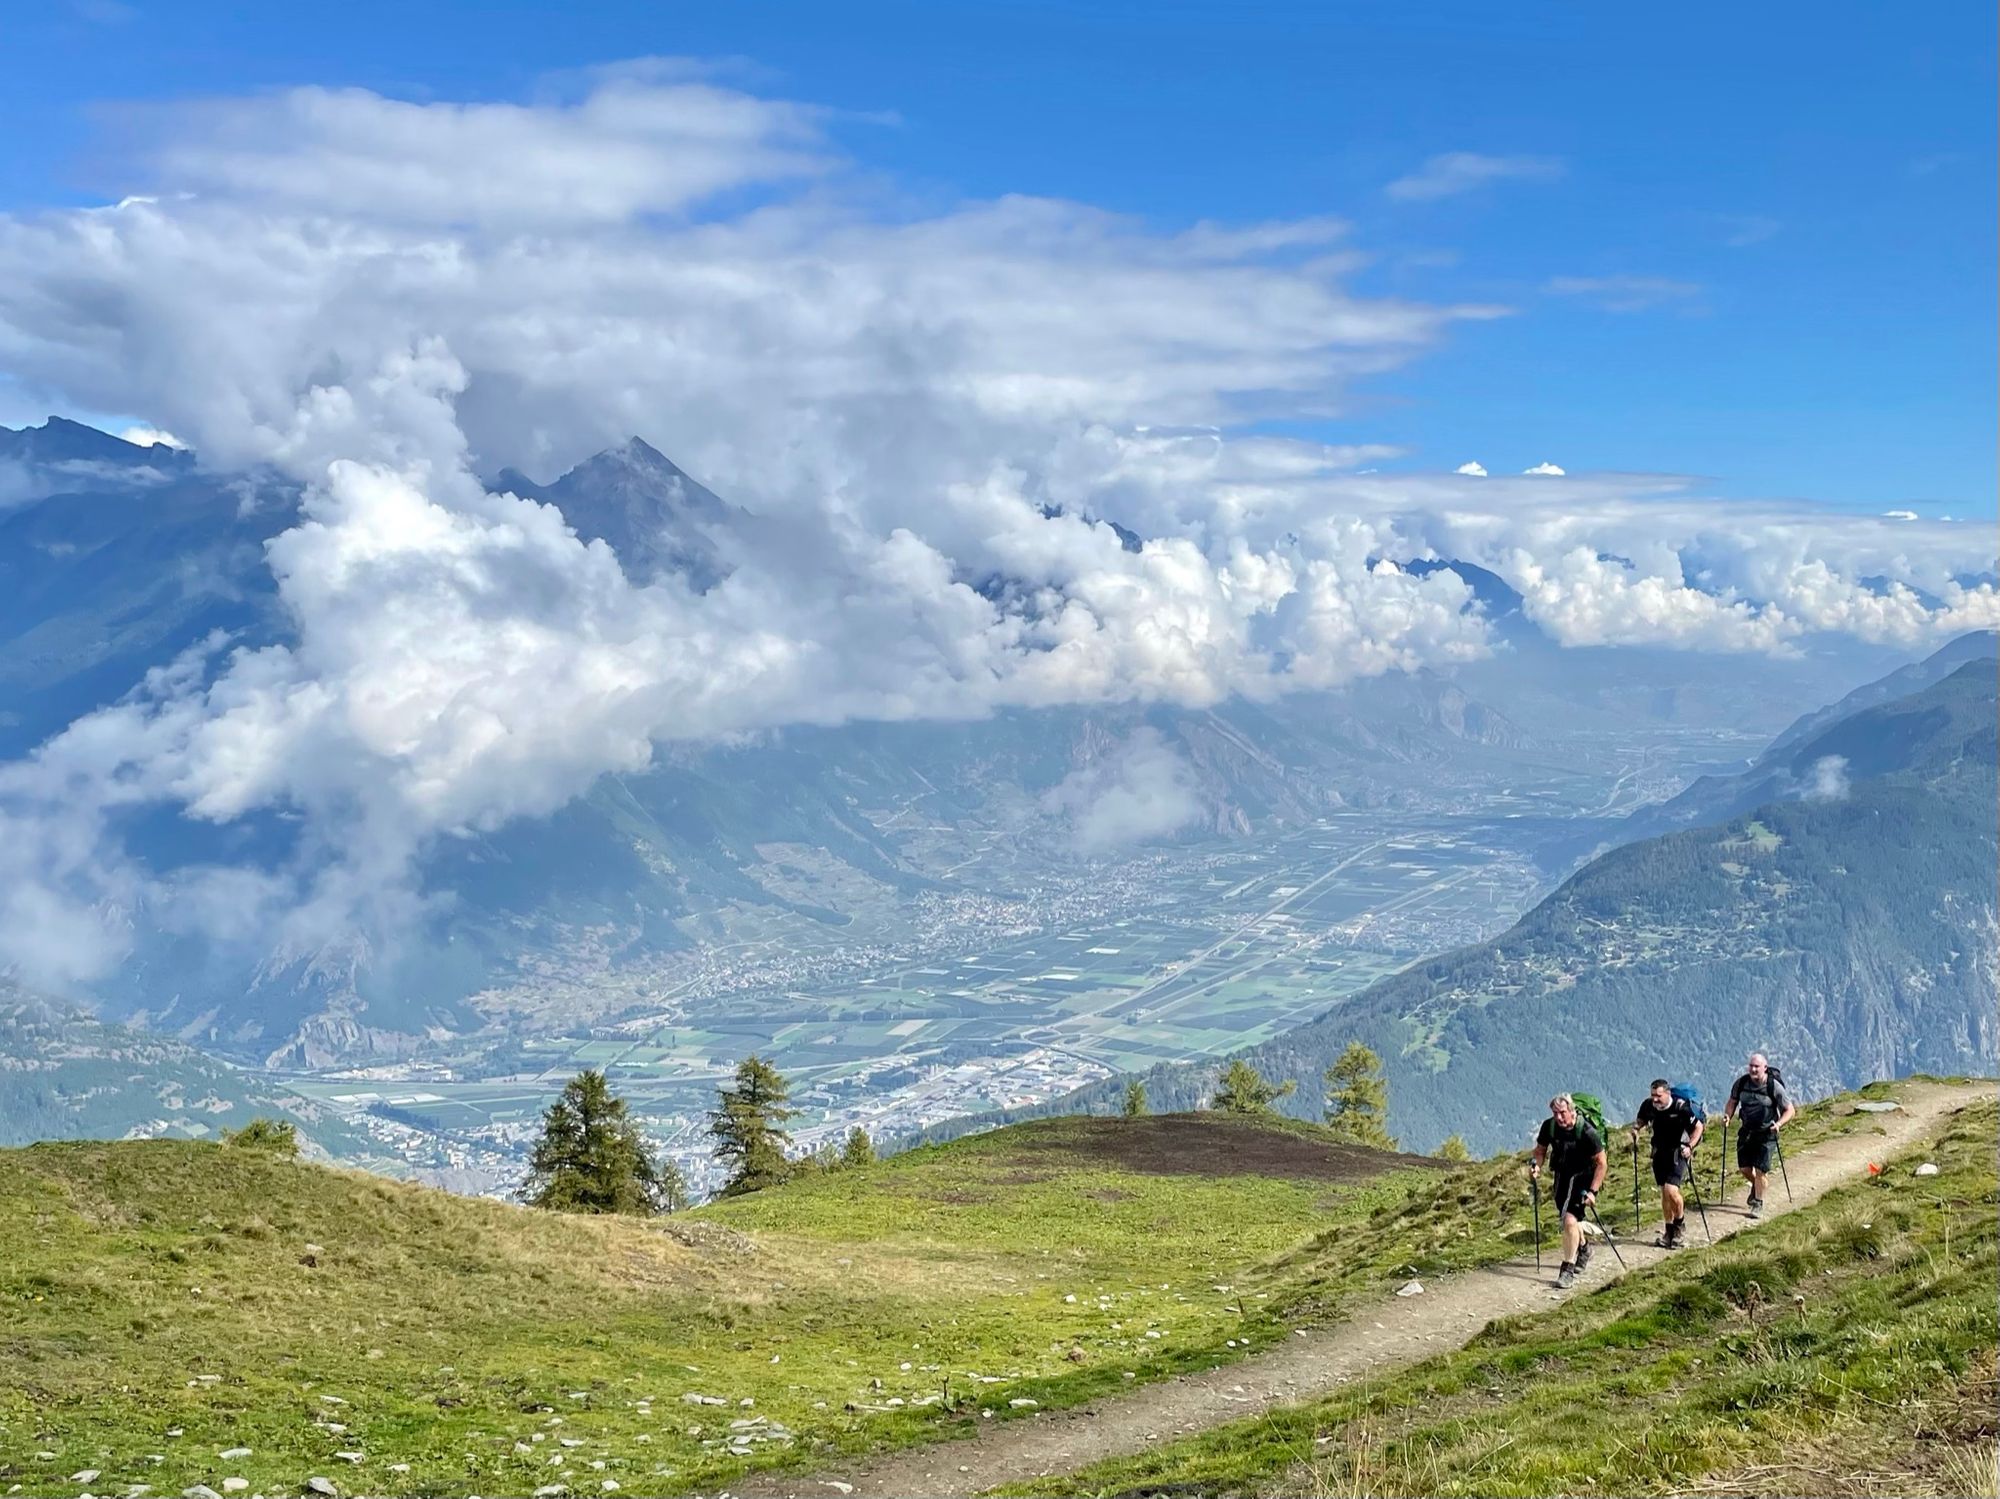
[0,1112,1495,1497]
[1010,1087,1998,1499]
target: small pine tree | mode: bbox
[1324,1041,1398,1150]
[522,1070,680,1215]
[222,1117,299,1157]
[1123,1080,1149,1117]
[1212,1059,1295,1115]
[709,1054,799,1197]
[841,1127,876,1167]
[1437,1134,1471,1163]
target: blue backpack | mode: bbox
[1669,1083,1707,1123]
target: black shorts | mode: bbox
[1550,1172,1594,1220]
[1652,1150,1691,1187]
[1736,1127,1775,1172]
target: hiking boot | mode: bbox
[1747,1196,1764,1217]
[1555,1262,1577,1289]
[1653,1229,1676,1249]
[1668,1218,1687,1247]
[1574,1241,1593,1272]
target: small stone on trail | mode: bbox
[1915,1162,1940,1176]
[819,1484,854,1495]
[1853,1100,1900,1113]
[1396,1279,1425,1297]
[1008,1398,1039,1410]
[306,1479,339,1497]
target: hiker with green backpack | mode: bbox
[1723,1053,1795,1216]
[1629,1079,1704,1248]
[1531,1092,1607,1290]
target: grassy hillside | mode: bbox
[0,1111,1523,1498]
[1013,1091,1998,1499]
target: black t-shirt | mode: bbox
[1636,1097,1697,1154]
[1730,1073,1789,1130]
[1536,1117,1603,1180]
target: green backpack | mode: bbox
[1571,1091,1610,1141]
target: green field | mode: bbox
[0,1112,1513,1497]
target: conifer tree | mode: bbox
[841,1126,876,1167]
[1123,1079,1149,1117]
[709,1054,799,1196]
[1212,1059,1295,1115]
[1437,1133,1471,1162]
[1323,1041,1397,1149]
[522,1070,683,1214]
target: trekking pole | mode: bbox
[1531,1171,1543,1272]
[1584,1198,1628,1270]
[1682,1146,1713,1244]
[1631,1135,1641,1234]
[1773,1128,1793,1203]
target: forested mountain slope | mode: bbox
[958,659,1997,1153]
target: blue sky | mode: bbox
[3,0,1993,513]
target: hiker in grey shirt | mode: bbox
[1723,1053,1795,1216]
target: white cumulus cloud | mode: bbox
[0,67,1992,985]
[1522,462,1567,476]
[1455,461,1488,477]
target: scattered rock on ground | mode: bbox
[1396,1279,1425,1297]
[1915,1162,1940,1176]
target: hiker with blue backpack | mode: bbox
[1629,1079,1704,1248]
[1723,1053,1795,1216]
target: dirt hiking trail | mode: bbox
[724,1081,1984,1499]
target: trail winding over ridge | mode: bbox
[723,1080,1985,1499]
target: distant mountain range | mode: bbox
[937,644,1998,1152]
[0,418,1918,1065]
[1556,629,1999,860]
[0,979,367,1154]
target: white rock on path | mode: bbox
[1915,1162,1940,1176]
[1853,1100,1900,1113]
[1395,1279,1425,1297]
